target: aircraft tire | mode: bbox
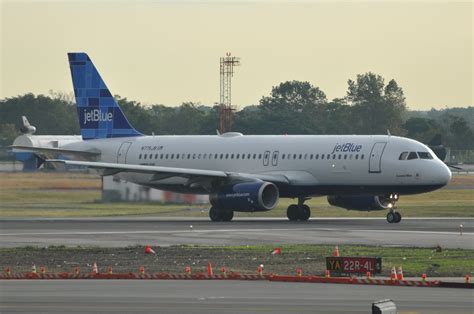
[209,206,222,222]
[222,210,234,222]
[287,204,299,221]
[386,211,396,223]
[299,205,311,221]
[394,212,402,223]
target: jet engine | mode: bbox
[327,195,395,211]
[210,182,279,212]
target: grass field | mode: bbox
[1,244,472,277]
[0,172,472,218]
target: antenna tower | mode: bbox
[219,52,240,133]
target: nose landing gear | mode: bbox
[385,194,401,223]
[386,210,402,223]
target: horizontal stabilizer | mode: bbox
[10,145,101,160]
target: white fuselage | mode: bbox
[64,133,451,197]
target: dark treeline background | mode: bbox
[1,72,473,150]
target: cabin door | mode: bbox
[369,142,387,173]
[117,142,132,163]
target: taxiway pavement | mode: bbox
[1,217,472,249]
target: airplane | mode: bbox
[11,52,452,223]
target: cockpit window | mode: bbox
[407,152,418,160]
[399,152,408,160]
[418,152,433,159]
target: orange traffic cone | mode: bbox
[91,262,98,274]
[333,246,340,257]
[4,267,11,276]
[139,266,145,274]
[74,267,80,275]
[39,266,46,274]
[366,271,371,279]
[296,268,302,277]
[465,274,470,284]
[144,245,156,255]
[390,266,397,280]
[221,267,227,278]
[31,264,37,274]
[207,261,213,276]
[397,266,404,280]
[325,270,330,278]
[107,266,113,275]
[185,265,191,275]
[257,265,263,277]
[421,273,427,282]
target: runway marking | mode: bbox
[1,228,472,237]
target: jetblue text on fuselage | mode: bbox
[331,143,362,154]
[83,109,113,124]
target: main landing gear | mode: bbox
[209,206,234,222]
[287,197,311,222]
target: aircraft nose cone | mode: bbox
[439,163,452,185]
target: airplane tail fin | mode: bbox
[68,52,142,140]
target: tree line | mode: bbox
[1,72,473,150]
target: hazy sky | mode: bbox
[1,0,472,110]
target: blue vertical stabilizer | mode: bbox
[68,52,142,140]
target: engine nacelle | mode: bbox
[327,195,394,211]
[210,182,279,212]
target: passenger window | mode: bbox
[332,154,336,159]
[144,154,147,160]
[315,154,319,160]
[253,154,256,159]
[310,154,313,159]
[338,154,341,159]
[327,154,330,159]
[225,154,229,159]
[258,154,262,159]
[165,154,169,159]
[231,154,234,159]
[220,154,224,159]
[344,154,347,160]
[241,154,245,159]
[361,154,364,160]
[407,152,418,160]
[321,154,324,160]
[304,154,307,159]
[399,152,408,160]
[355,154,359,160]
[282,154,285,160]
[236,154,239,159]
[349,155,353,160]
[203,153,207,159]
[176,154,180,159]
[139,154,142,159]
[299,154,302,159]
[187,154,191,159]
[154,154,158,159]
[160,154,163,159]
[418,152,433,159]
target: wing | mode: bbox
[46,160,290,187]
